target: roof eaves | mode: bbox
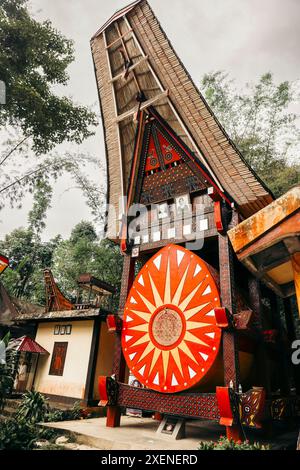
[91,0,142,39]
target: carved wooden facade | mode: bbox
[91,0,299,440]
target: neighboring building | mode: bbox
[1,269,116,406]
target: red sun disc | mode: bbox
[122,244,221,393]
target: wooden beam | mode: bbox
[123,14,225,194]
[109,55,148,83]
[84,318,101,403]
[105,29,133,49]
[103,30,125,213]
[114,90,169,123]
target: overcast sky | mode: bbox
[1,0,299,241]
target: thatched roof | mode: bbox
[0,282,17,326]
[91,0,273,238]
[0,282,43,326]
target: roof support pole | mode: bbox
[248,276,271,395]
[218,210,243,442]
[269,291,292,396]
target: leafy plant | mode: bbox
[16,390,49,423]
[198,436,270,450]
[44,401,82,422]
[0,391,85,449]
[0,0,103,230]
[0,332,18,410]
[0,417,58,450]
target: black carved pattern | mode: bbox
[134,120,152,204]
[186,175,201,192]
[161,183,173,199]
[238,388,266,428]
[106,377,119,406]
[263,396,300,420]
[117,384,220,420]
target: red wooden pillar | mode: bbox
[218,211,243,441]
[153,412,163,421]
[106,254,135,427]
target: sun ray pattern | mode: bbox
[122,244,221,393]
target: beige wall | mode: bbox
[93,322,115,399]
[34,320,94,399]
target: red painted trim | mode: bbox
[214,201,224,232]
[106,315,117,333]
[0,254,9,275]
[214,307,229,329]
[120,110,145,253]
[126,110,145,210]
[0,254,9,264]
[216,386,234,426]
[98,376,108,406]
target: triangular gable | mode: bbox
[130,107,233,207]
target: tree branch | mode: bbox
[0,136,29,166]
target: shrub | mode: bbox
[44,401,83,422]
[16,390,49,423]
[0,418,57,450]
[198,436,270,450]
[16,392,83,424]
[0,391,87,449]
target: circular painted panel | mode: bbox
[122,244,221,393]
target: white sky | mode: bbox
[1,0,299,241]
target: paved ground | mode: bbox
[41,416,299,450]
[42,417,223,450]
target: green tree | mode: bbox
[0,0,96,153]
[70,220,98,245]
[201,71,300,196]
[0,221,123,310]
[0,228,61,303]
[52,222,122,310]
[0,0,103,224]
